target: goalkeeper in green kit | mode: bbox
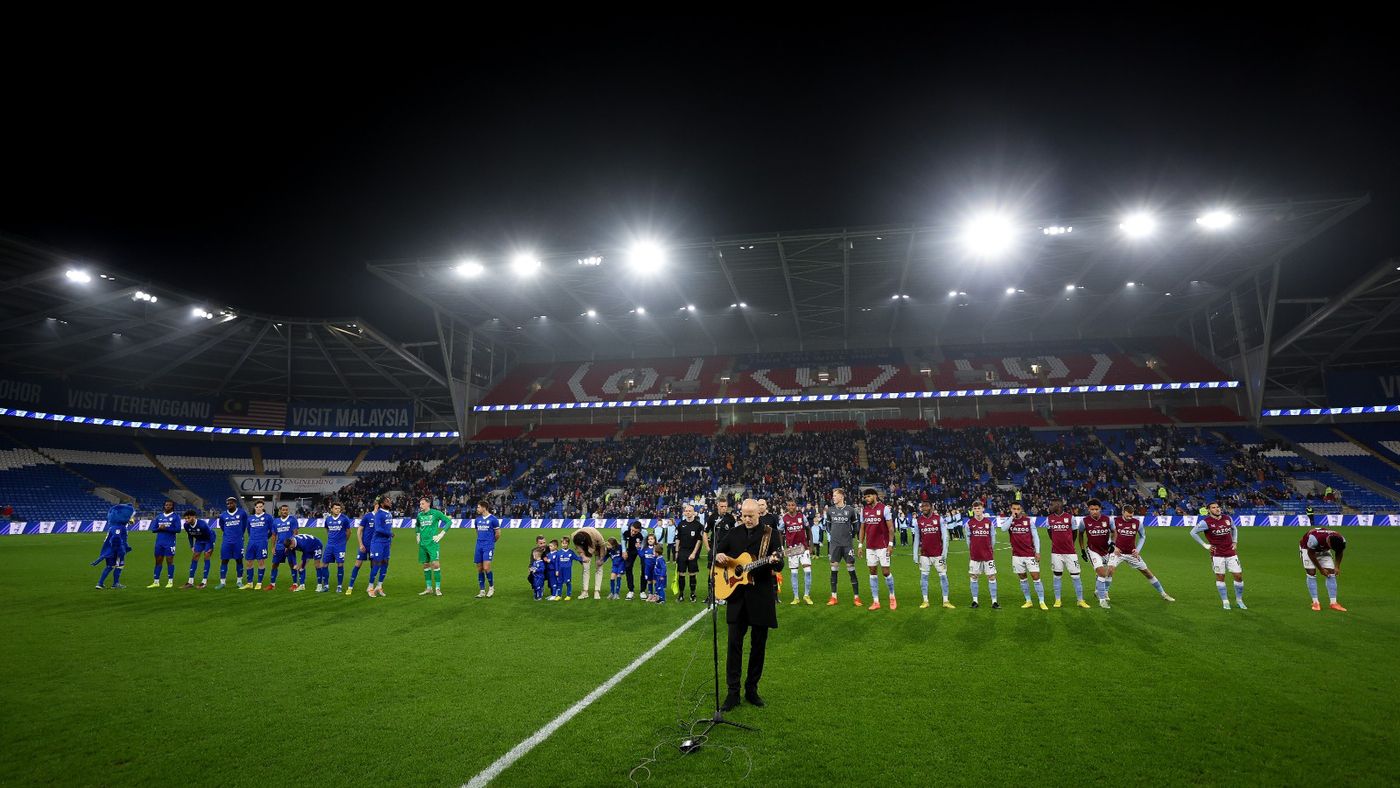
[415,497,452,596]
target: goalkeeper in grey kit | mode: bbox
[824,487,863,605]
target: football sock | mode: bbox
[1149,578,1165,595]
[486,571,494,587]
[257,569,265,583]
[868,575,878,599]
[1216,581,1229,603]
[1325,575,1337,602]
[189,559,198,581]
[884,574,894,594]
[1033,580,1045,603]
[112,568,123,584]
[803,568,811,597]
[1053,575,1062,600]
[425,569,433,589]
[1071,574,1083,601]
[337,565,345,585]
[1305,574,1318,601]
[154,565,162,581]
[791,570,799,597]
[1019,579,1031,601]
[919,570,929,598]
[970,577,979,600]
[434,569,442,589]
[848,569,859,595]
[1234,581,1244,603]
[988,579,998,602]
[219,562,228,581]
[478,571,486,590]
[939,574,949,599]
[98,567,112,586]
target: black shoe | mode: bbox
[970,600,980,608]
[690,594,697,602]
[991,601,1001,609]
[721,693,741,712]
[744,690,766,707]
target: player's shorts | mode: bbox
[1087,550,1110,571]
[677,556,699,573]
[1211,555,1242,574]
[474,543,495,563]
[418,542,440,563]
[1012,555,1041,575]
[1050,552,1080,574]
[918,555,948,574]
[192,539,213,554]
[968,559,997,576]
[865,547,890,568]
[154,543,176,558]
[273,547,292,563]
[1299,548,1335,571]
[787,550,812,569]
[356,546,371,562]
[829,544,856,565]
[307,547,323,561]
[221,541,244,560]
[105,555,125,568]
[1108,551,1148,571]
[370,539,392,562]
[326,547,346,563]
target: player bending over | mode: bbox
[1300,527,1347,611]
[283,534,326,591]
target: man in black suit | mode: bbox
[714,499,779,711]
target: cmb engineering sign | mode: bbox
[232,476,357,495]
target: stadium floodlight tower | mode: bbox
[1119,211,1157,238]
[627,240,667,275]
[960,213,1018,258]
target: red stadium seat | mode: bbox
[866,418,932,431]
[529,423,620,440]
[469,425,528,441]
[1173,405,1243,423]
[1050,408,1172,426]
[622,420,720,437]
[725,423,786,435]
[792,421,861,433]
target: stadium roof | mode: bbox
[0,235,460,429]
[368,195,1370,361]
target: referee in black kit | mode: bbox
[713,499,780,711]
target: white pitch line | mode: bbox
[464,607,711,788]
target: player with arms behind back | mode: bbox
[915,501,953,609]
[1004,502,1047,610]
[782,498,813,605]
[1189,501,1245,610]
[1045,500,1090,608]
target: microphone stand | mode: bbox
[684,522,758,751]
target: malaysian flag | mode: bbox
[213,399,287,429]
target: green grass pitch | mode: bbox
[1,527,1396,786]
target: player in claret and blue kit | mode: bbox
[472,500,501,598]
[1190,501,1245,610]
[267,504,300,591]
[92,502,135,589]
[216,497,249,589]
[182,509,215,588]
[148,500,180,588]
[321,501,352,592]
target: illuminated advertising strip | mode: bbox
[473,380,1240,412]
[0,408,457,440]
[1262,405,1400,417]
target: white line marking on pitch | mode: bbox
[463,607,710,788]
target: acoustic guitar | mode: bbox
[713,546,806,600]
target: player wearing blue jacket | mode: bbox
[182,510,215,588]
[267,505,300,590]
[321,502,353,592]
[93,503,135,589]
[652,554,669,603]
[216,497,249,589]
[148,500,181,588]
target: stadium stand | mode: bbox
[469,425,529,441]
[530,423,619,440]
[1173,405,1244,423]
[792,421,861,433]
[622,420,720,437]
[1051,408,1172,426]
[725,423,785,435]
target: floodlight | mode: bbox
[1119,213,1156,238]
[1195,211,1235,230]
[455,260,484,278]
[511,254,541,277]
[961,213,1017,257]
[628,241,666,274]
[65,269,92,284]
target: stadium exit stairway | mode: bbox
[856,438,869,470]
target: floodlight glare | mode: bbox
[1119,213,1157,238]
[1195,211,1235,230]
[628,241,666,274]
[635,306,646,315]
[586,309,597,317]
[961,213,1017,257]
[65,269,92,284]
[455,260,484,278]
[511,254,541,277]
[1005,287,1016,295]
[739,302,747,308]
[686,304,696,312]
[948,290,958,297]
[1065,284,1076,291]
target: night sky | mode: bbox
[4,16,1393,340]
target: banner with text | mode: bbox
[232,476,358,495]
[1325,366,1400,407]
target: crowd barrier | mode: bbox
[5,513,1397,536]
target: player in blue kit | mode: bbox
[267,504,300,591]
[92,502,135,589]
[148,500,181,588]
[472,500,501,598]
[282,534,326,592]
[243,501,273,589]
[321,501,352,592]
[216,497,249,589]
[652,553,669,603]
[346,507,377,595]
[366,494,395,598]
[555,541,582,600]
[608,538,624,599]
[181,509,215,588]
[528,548,548,600]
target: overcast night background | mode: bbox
[3,16,1393,338]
